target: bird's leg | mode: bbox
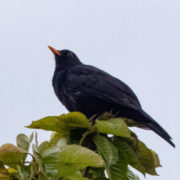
[98,110,118,120]
[89,113,99,125]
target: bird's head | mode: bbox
[48,46,81,70]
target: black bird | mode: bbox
[48,46,175,147]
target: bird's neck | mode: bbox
[54,65,67,73]
[55,61,82,72]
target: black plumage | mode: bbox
[48,46,175,147]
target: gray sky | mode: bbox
[0,0,179,179]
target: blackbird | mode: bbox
[48,46,175,147]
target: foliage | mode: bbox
[0,112,161,180]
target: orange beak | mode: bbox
[48,46,61,56]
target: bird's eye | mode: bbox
[68,52,74,58]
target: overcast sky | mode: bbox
[0,0,179,179]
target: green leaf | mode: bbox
[58,112,90,129]
[26,116,66,132]
[38,139,66,177]
[96,118,131,138]
[58,145,104,177]
[0,162,8,172]
[40,138,67,158]
[150,150,161,168]
[34,143,56,177]
[15,165,31,180]
[26,112,90,133]
[2,112,160,179]
[114,141,138,165]
[42,150,59,177]
[93,135,118,166]
[16,133,33,162]
[64,173,90,180]
[0,144,27,165]
[137,141,159,175]
[59,145,104,167]
[113,140,145,175]
[32,144,49,179]
[7,167,17,174]
[39,137,67,158]
[110,151,128,180]
[0,163,10,180]
[36,137,67,177]
[29,161,39,180]
[113,137,160,176]
[126,169,140,180]
[89,167,106,179]
[93,135,128,180]
[0,174,10,180]
[50,132,66,145]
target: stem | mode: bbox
[79,131,92,145]
[79,127,96,145]
[35,131,38,146]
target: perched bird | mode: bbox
[48,46,175,147]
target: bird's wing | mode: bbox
[66,65,141,110]
[65,65,175,148]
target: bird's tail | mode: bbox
[139,109,175,148]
